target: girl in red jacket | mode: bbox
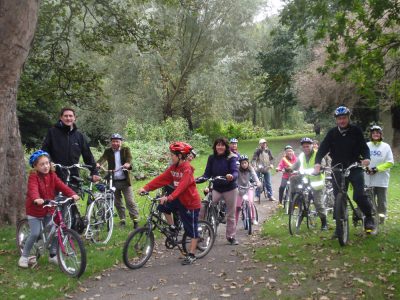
[275,145,297,207]
[18,150,79,268]
[139,142,201,265]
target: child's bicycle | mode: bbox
[16,196,87,277]
[122,192,215,269]
[238,184,259,235]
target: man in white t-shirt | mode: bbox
[365,125,394,224]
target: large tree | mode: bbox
[0,0,39,225]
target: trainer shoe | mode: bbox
[48,255,58,265]
[18,256,29,268]
[181,253,197,265]
[120,219,126,227]
[227,237,239,245]
[252,220,259,225]
[269,196,276,201]
[364,216,376,232]
[133,221,139,229]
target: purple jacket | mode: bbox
[202,154,238,193]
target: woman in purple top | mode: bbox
[201,137,239,245]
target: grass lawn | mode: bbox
[255,165,400,299]
[0,135,308,299]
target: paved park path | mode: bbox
[72,174,281,300]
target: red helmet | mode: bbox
[169,142,193,155]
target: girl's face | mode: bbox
[240,160,249,169]
[286,149,294,158]
[35,156,50,174]
[371,130,381,141]
[170,152,180,164]
[215,143,226,155]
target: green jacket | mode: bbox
[97,146,133,186]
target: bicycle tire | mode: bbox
[245,204,252,235]
[306,198,318,230]
[365,188,379,232]
[283,186,290,214]
[182,220,215,259]
[288,193,303,235]
[334,193,349,246]
[86,198,114,244]
[16,218,40,259]
[241,202,249,231]
[123,227,155,269]
[57,228,87,278]
[253,204,259,223]
[202,200,218,234]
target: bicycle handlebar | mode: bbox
[52,163,93,170]
[42,197,74,208]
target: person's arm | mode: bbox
[276,159,285,171]
[26,173,41,204]
[376,145,394,172]
[96,149,107,166]
[80,134,99,176]
[358,127,370,161]
[315,131,331,164]
[268,149,274,162]
[168,168,193,201]
[228,156,239,180]
[143,167,174,192]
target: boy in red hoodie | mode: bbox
[139,142,201,265]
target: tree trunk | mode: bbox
[0,0,39,225]
[391,105,400,158]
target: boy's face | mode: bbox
[240,160,249,169]
[302,143,312,155]
[170,152,180,164]
[35,156,51,174]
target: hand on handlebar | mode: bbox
[72,194,80,202]
[138,187,147,195]
[226,174,233,181]
[158,196,168,205]
[92,175,101,182]
[314,164,321,175]
[34,198,44,205]
[361,159,370,167]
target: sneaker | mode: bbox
[48,255,58,265]
[133,221,139,229]
[181,254,197,265]
[18,256,29,268]
[120,219,126,227]
[378,213,385,224]
[269,196,276,201]
[364,216,376,232]
[321,224,328,231]
[278,203,283,208]
[168,224,178,235]
[227,237,239,245]
[252,220,259,225]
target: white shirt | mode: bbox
[113,149,125,180]
[364,141,394,188]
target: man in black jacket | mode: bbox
[314,106,375,232]
[42,107,100,185]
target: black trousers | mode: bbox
[332,167,372,218]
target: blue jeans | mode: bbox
[256,172,273,198]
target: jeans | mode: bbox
[256,172,273,198]
[22,215,57,257]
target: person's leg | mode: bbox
[313,189,327,229]
[179,206,200,264]
[279,178,288,204]
[22,217,42,258]
[235,194,243,226]
[375,187,387,222]
[113,183,126,224]
[248,188,257,223]
[120,184,140,224]
[224,188,238,242]
[264,172,273,199]
[349,169,372,217]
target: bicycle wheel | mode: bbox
[288,193,303,235]
[62,203,73,229]
[182,220,215,259]
[123,227,154,269]
[253,204,259,223]
[245,204,253,235]
[16,218,40,258]
[202,201,218,234]
[306,198,318,230]
[334,193,349,246]
[283,186,290,214]
[86,199,114,244]
[57,228,87,278]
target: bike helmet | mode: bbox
[238,154,249,162]
[169,141,193,156]
[259,138,267,144]
[29,150,50,167]
[370,125,382,133]
[284,145,293,150]
[229,138,238,143]
[190,149,197,158]
[110,133,123,140]
[300,137,313,145]
[334,106,351,117]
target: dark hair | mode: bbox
[212,137,230,157]
[60,107,76,117]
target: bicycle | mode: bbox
[332,162,378,247]
[54,163,115,244]
[322,168,335,214]
[16,196,87,277]
[288,171,318,235]
[196,176,228,234]
[122,192,215,269]
[255,169,267,204]
[238,184,259,235]
[282,181,291,214]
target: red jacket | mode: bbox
[144,161,201,210]
[25,171,76,217]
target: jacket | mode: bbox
[202,153,238,193]
[97,146,133,186]
[143,161,201,210]
[277,155,297,179]
[26,171,76,217]
[252,148,274,173]
[316,124,370,168]
[42,121,98,181]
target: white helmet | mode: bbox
[259,138,267,144]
